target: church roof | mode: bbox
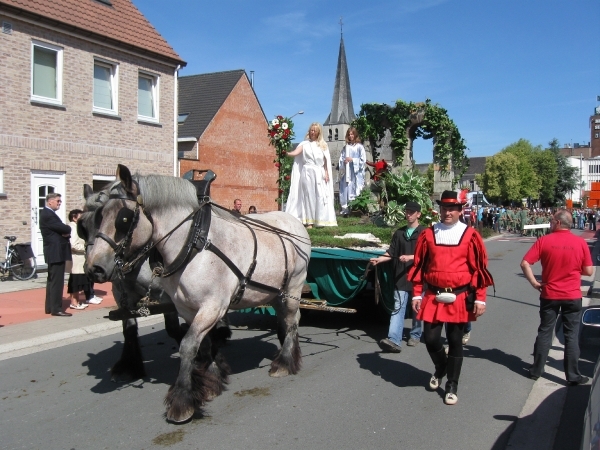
[324,37,356,126]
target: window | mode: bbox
[335,128,339,140]
[31,41,63,104]
[138,72,159,121]
[0,167,4,194]
[93,174,115,192]
[93,60,118,114]
[178,113,189,124]
[328,129,332,141]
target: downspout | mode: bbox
[174,64,181,177]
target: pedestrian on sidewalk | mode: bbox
[370,201,425,353]
[409,190,494,405]
[520,209,592,385]
[66,209,89,310]
[40,193,72,317]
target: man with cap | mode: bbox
[409,190,493,405]
[370,201,425,353]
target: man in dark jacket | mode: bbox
[370,201,425,352]
[40,193,72,316]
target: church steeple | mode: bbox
[324,31,355,126]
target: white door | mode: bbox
[31,172,66,265]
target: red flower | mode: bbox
[281,150,286,156]
[278,189,284,193]
[277,115,283,120]
[284,175,290,180]
[274,162,281,168]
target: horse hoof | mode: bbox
[166,408,194,424]
[268,367,290,378]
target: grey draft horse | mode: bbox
[79,184,232,382]
[85,165,311,423]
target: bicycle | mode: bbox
[0,236,37,280]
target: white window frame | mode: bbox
[137,71,159,122]
[0,167,4,194]
[93,59,119,115]
[31,40,63,105]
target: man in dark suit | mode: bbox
[40,193,72,317]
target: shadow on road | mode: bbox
[356,351,433,391]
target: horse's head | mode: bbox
[86,164,154,283]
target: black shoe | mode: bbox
[407,338,420,347]
[51,311,72,317]
[568,376,589,386]
[378,338,401,353]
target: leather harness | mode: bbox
[95,181,292,306]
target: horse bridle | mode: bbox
[93,182,157,271]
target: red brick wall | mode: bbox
[179,78,279,213]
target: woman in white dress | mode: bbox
[285,122,337,228]
[338,127,366,216]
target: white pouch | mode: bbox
[435,292,457,303]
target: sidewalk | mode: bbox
[0,272,163,360]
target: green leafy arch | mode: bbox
[352,99,469,183]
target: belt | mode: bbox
[427,284,471,295]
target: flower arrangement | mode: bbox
[268,116,295,205]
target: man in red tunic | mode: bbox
[409,190,493,405]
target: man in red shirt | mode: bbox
[521,209,593,385]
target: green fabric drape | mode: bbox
[236,248,396,315]
[306,248,395,311]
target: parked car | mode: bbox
[580,308,600,449]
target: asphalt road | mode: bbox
[0,234,597,450]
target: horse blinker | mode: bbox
[116,207,135,233]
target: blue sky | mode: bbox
[137,0,599,163]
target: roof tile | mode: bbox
[0,0,183,63]
[178,70,247,139]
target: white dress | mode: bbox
[338,143,366,212]
[285,140,337,227]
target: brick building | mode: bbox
[0,0,185,265]
[591,112,600,157]
[178,70,277,213]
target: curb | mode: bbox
[0,314,164,361]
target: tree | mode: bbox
[547,138,579,204]
[476,152,522,202]
[501,139,542,200]
[530,149,558,205]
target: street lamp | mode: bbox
[290,110,304,119]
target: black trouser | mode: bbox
[424,322,467,357]
[530,299,583,382]
[45,262,65,314]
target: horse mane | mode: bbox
[135,174,199,212]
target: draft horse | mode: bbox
[79,185,231,382]
[85,165,311,422]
